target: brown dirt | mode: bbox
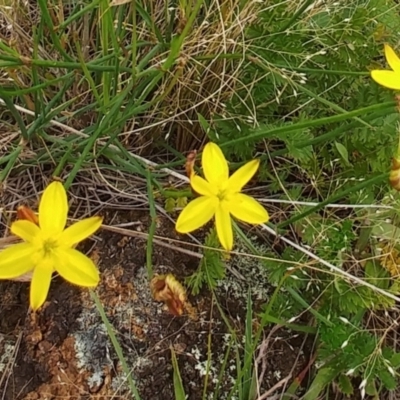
[0,210,311,400]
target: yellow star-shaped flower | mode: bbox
[176,142,269,251]
[371,44,400,90]
[0,181,102,311]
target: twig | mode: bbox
[101,224,202,259]
[257,198,394,210]
[256,375,293,400]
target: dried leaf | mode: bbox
[151,274,187,316]
[110,0,132,6]
[390,157,400,191]
[0,236,21,250]
[396,94,400,112]
[17,205,39,224]
[185,150,197,178]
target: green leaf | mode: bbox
[198,112,218,142]
[337,374,354,395]
[197,112,211,134]
[335,141,350,165]
[365,260,390,290]
[302,367,339,400]
[186,229,225,295]
[390,352,400,368]
[165,197,177,213]
[379,368,397,390]
[365,379,378,396]
[371,221,400,241]
[242,291,255,400]
[176,196,188,209]
[171,347,186,400]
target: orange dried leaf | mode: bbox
[17,205,39,225]
[390,157,400,191]
[150,274,187,316]
[185,150,197,178]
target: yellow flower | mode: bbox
[0,181,103,311]
[176,142,269,251]
[371,44,400,90]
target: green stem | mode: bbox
[265,0,314,46]
[268,108,394,159]
[146,169,156,279]
[0,147,23,182]
[0,56,158,75]
[90,290,141,399]
[37,0,74,62]
[0,95,29,140]
[220,102,395,148]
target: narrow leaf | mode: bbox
[171,347,186,400]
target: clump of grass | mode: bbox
[0,0,261,158]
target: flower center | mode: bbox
[42,238,58,257]
[217,189,227,201]
[215,181,230,201]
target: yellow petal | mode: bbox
[58,216,103,247]
[11,220,42,244]
[30,261,53,311]
[39,181,68,236]
[227,159,259,193]
[202,143,229,185]
[54,247,100,287]
[384,43,400,73]
[371,70,400,90]
[215,202,233,251]
[0,243,35,279]
[190,175,217,196]
[227,193,269,224]
[176,196,218,233]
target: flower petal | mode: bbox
[54,247,100,287]
[215,202,233,251]
[58,216,103,247]
[176,196,218,233]
[202,143,229,186]
[0,242,35,279]
[11,220,42,244]
[227,193,269,224]
[227,159,260,193]
[39,181,68,236]
[30,260,53,311]
[371,70,400,90]
[190,175,218,196]
[384,44,400,73]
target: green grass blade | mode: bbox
[221,102,395,148]
[90,290,141,399]
[145,169,156,279]
[171,347,186,400]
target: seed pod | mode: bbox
[390,157,400,191]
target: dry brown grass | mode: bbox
[0,0,262,155]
